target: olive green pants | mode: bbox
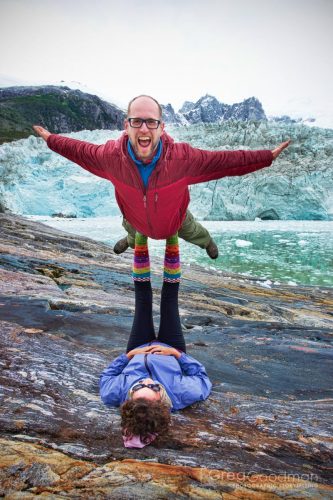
[122,210,211,249]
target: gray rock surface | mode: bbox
[0,213,332,497]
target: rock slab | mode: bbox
[0,213,332,497]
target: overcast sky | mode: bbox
[1,0,332,127]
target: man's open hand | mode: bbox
[272,139,291,160]
[33,125,51,142]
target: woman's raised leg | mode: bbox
[157,234,186,352]
[126,233,156,352]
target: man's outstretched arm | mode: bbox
[32,125,111,181]
[181,139,291,185]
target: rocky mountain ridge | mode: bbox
[0,85,316,144]
[162,95,267,125]
[162,94,315,126]
[0,85,125,144]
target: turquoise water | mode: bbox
[183,228,333,287]
[28,217,333,287]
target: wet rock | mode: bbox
[1,439,332,499]
[0,213,333,497]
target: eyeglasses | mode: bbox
[128,118,161,129]
[131,382,161,392]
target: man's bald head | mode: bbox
[127,95,163,119]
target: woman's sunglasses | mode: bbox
[131,382,161,392]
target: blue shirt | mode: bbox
[99,341,212,411]
[127,139,162,188]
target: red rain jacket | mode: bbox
[47,132,273,239]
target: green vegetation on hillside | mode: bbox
[0,90,123,144]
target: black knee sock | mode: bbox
[157,282,186,353]
[126,281,156,352]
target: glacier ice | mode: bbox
[235,239,253,247]
[0,121,332,220]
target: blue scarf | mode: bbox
[127,139,162,188]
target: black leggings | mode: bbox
[126,281,186,353]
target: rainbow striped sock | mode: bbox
[132,233,150,282]
[163,233,181,283]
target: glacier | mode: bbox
[0,121,332,220]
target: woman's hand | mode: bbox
[149,345,181,359]
[126,346,154,360]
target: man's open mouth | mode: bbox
[138,136,151,148]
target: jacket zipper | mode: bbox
[127,142,165,239]
[143,195,155,237]
[144,353,153,378]
[129,156,146,195]
[129,157,155,238]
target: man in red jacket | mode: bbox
[33,95,290,257]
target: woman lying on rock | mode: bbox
[99,233,212,448]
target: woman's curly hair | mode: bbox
[121,397,171,444]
